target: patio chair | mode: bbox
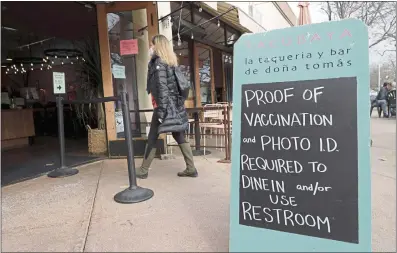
[201,104,224,154]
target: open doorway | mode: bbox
[1,2,104,186]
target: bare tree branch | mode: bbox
[320,2,397,49]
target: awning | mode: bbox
[200,2,251,34]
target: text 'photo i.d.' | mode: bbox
[229,19,371,252]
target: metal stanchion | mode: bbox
[48,96,79,178]
[114,91,154,204]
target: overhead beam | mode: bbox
[180,34,232,53]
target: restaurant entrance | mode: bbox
[1,2,103,185]
[96,2,163,157]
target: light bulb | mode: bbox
[31,63,33,66]
[52,61,54,64]
[31,68,33,70]
[199,6,202,12]
[7,68,9,71]
[177,38,182,46]
[55,55,57,58]
[76,56,79,60]
[71,62,73,65]
[61,62,64,65]
[41,64,44,67]
[191,33,194,39]
[20,63,23,66]
[217,20,220,27]
[46,56,49,60]
[40,68,43,70]
[66,56,69,59]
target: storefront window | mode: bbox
[173,39,195,107]
[197,45,213,105]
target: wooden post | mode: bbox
[97,4,116,141]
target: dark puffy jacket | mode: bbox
[147,55,188,134]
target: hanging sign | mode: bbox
[120,39,139,55]
[53,72,66,94]
[112,65,126,79]
[229,19,371,252]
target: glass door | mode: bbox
[106,11,141,138]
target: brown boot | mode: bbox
[177,143,198,177]
[136,145,157,179]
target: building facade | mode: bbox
[95,1,297,156]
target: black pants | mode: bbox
[145,111,186,158]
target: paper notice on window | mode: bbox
[115,111,124,133]
[112,65,126,79]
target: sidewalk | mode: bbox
[2,153,231,252]
[1,117,396,252]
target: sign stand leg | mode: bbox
[114,91,154,204]
[48,96,79,178]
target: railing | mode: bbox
[47,90,154,204]
[128,104,233,162]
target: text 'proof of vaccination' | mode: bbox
[229,19,371,252]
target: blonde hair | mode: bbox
[152,34,178,67]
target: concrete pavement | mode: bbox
[1,116,395,252]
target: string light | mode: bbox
[52,61,55,64]
[191,33,194,39]
[31,63,33,66]
[55,55,57,58]
[40,68,43,71]
[198,5,202,12]
[66,56,69,59]
[217,19,220,27]
[61,61,64,65]
[31,68,33,71]
[71,62,73,65]
[20,63,23,67]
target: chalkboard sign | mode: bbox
[229,19,371,252]
[239,77,358,243]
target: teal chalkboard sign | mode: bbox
[229,19,371,252]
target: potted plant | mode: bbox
[75,37,107,154]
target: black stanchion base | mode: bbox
[114,186,154,204]
[192,149,211,156]
[47,167,79,178]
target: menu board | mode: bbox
[239,78,358,243]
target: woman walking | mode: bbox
[136,34,198,179]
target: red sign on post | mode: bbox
[120,39,138,55]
